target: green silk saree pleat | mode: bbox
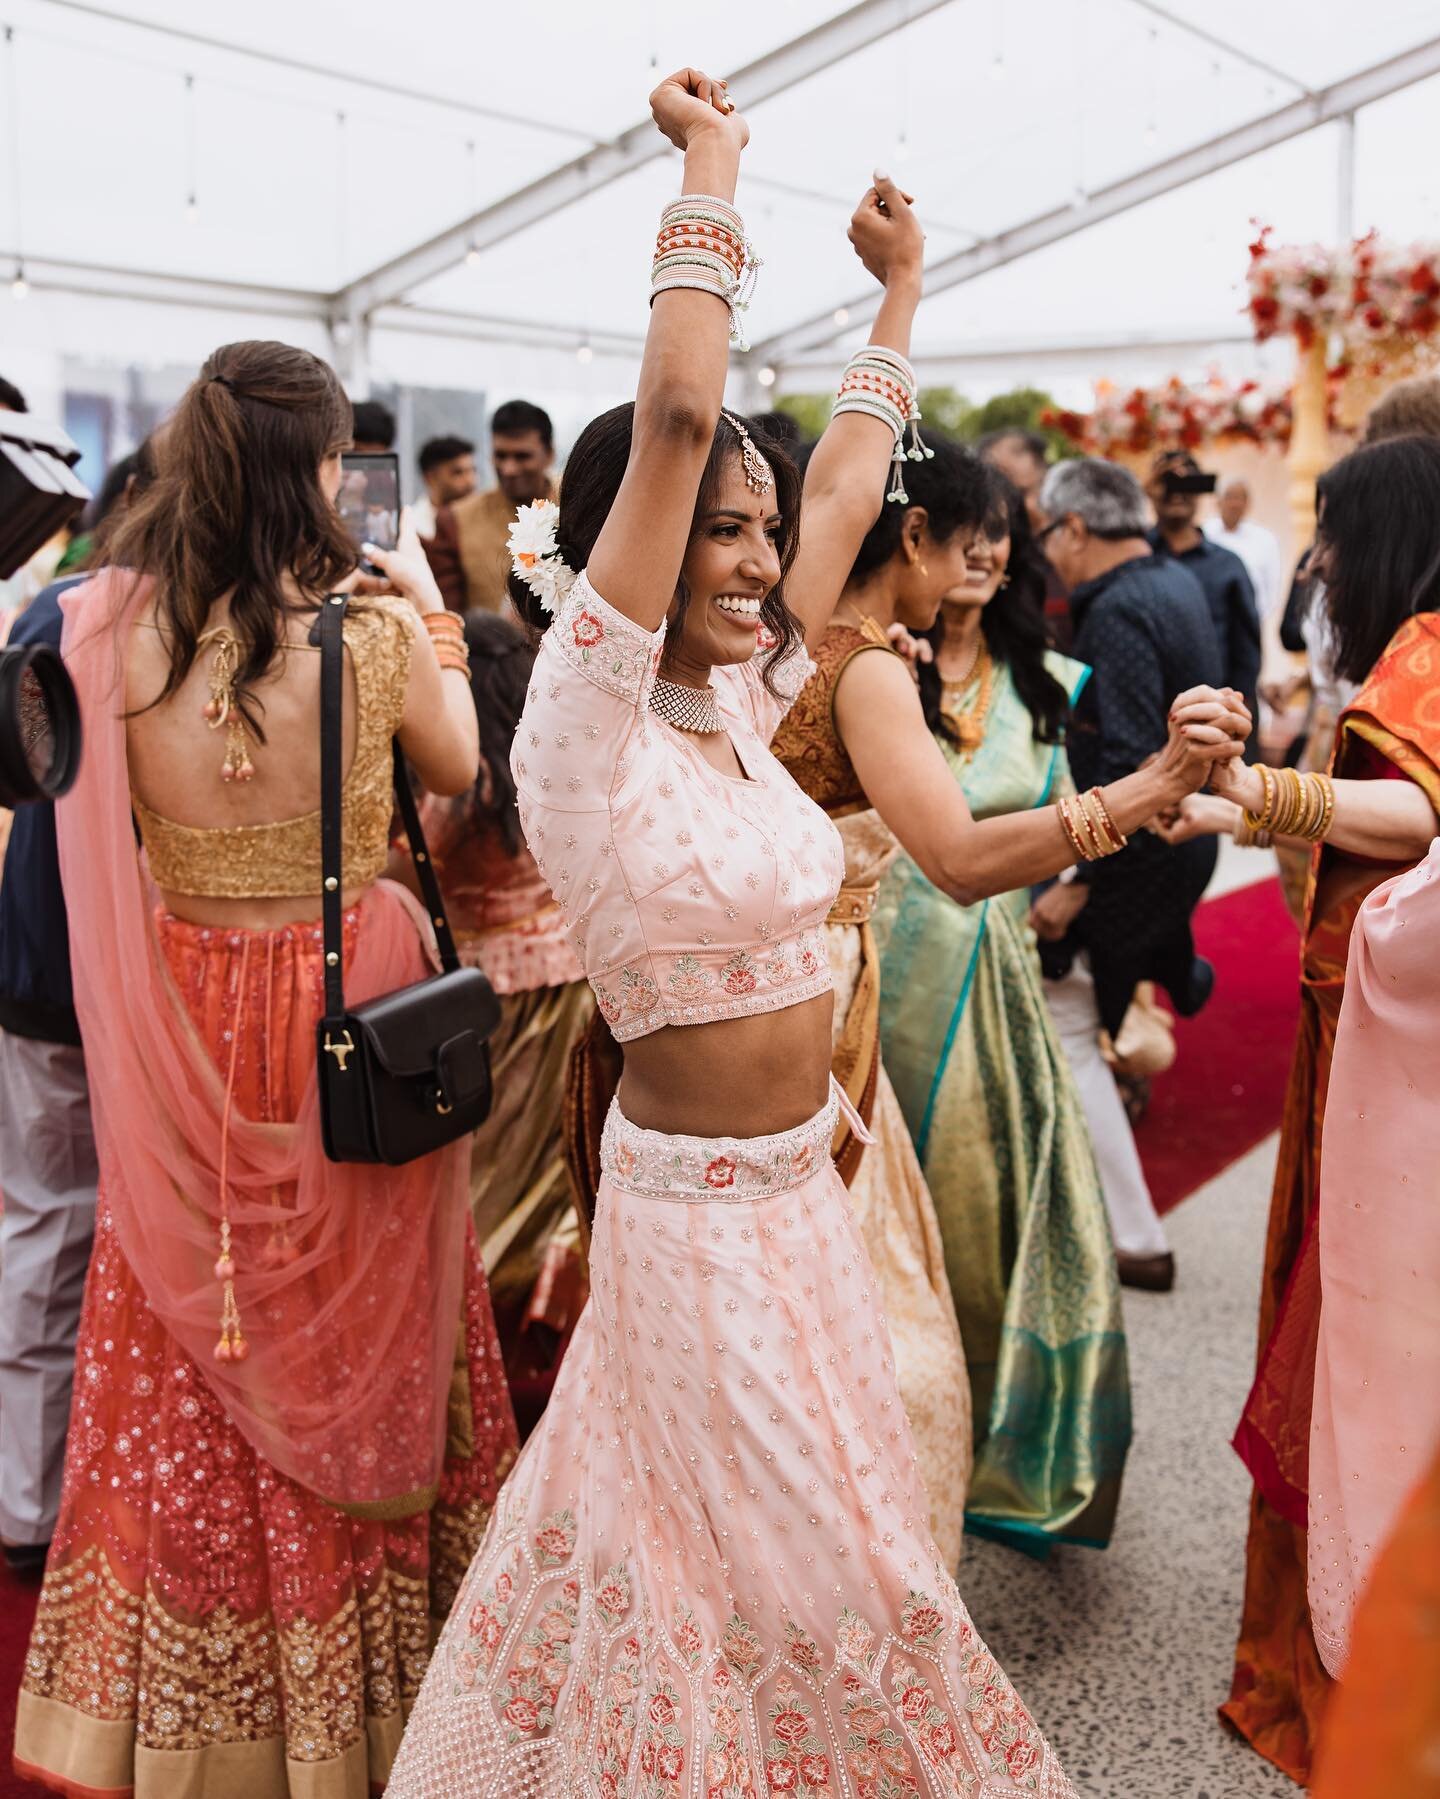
[873,656,1131,1553]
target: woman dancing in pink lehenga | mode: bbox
[389,68,1248,1799]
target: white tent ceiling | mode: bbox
[4,0,1440,419]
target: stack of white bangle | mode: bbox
[651,194,761,350]
[832,345,933,503]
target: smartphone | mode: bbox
[1162,470,1218,496]
[339,452,400,573]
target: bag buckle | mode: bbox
[324,1028,356,1073]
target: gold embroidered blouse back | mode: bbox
[134,599,413,899]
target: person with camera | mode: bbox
[1147,448,1262,748]
[1030,456,1236,1292]
[14,341,518,1799]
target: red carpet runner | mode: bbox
[1134,875,1301,1215]
[0,1563,39,1799]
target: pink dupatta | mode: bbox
[57,570,470,1512]
[1308,836,1440,1675]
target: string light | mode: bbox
[832,306,850,327]
[465,242,481,266]
[757,365,777,389]
[576,341,594,364]
[11,262,27,301]
[989,53,1005,83]
[183,72,199,225]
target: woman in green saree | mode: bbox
[873,470,1132,1554]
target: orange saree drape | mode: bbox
[1221,614,1440,1784]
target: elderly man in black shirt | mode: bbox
[1027,457,1229,1291]
[1146,450,1261,749]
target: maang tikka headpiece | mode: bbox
[720,410,773,496]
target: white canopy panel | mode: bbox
[3,0,1439,413]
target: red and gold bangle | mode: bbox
[1057,795,1095,863]
[1080,787,1128,854]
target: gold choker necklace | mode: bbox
[649,675,722,735]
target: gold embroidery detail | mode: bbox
[134,598,414,899]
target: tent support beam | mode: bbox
[751,32,1440,369]
[330,0,960,321]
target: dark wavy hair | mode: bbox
[508,405,805,698]
[1317,433,1440,685]
[454,610,535,856]
[109,340,356,739]
[918,465,1070,745]
[846,431,990,584]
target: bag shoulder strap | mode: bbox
[318,594,461,1024]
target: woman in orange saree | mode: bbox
[14,344,518,1799]
[1163,433,1440,1782]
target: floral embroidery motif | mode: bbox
[958,1648,1045,1788]
[722,1613,765,1684]
[637,1674,688,1795]
[899,1589,947,1651]
[762,947,794,987]
[455,1549,521,1688]
[720,950,759,996]
[620,966,663,1018]
[705,1157,737,1191]
[840,1671,922,1797]
[667,954,714,1001]
[783,1620,823,1676]
[704,1663,759,1798]
[533,1508,577,1569]
[572,610,605,650]
[764,1674,834,1793]
[593,1632,643,1795]
[796,937,823,979]
[594,1562,633,1629]
[500,1576,579,1743]
[835,1606,877,1673]
[890,1657,985,1794]
[670,1604,704,1671]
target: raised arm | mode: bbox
[586,70,749,632]
[835,650,1246,906]
[785,177,927,650]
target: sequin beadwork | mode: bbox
[512,572,842,1042]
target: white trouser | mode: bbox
[0,1031,97,1544]
[1044,959,1170,1258]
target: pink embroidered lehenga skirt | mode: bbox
[15,908,519,1799]
[387,1092,1076,1798]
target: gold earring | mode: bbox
[920,562,930,577]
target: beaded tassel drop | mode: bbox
[199,627,255,782]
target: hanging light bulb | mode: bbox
[757,365,777,389]
[465,241,481,266]
[185,192,199,225]
[576,342,594,365]
[1144,121,1157,147]
[989,52,1005,83]
[832,306,850,328]
[11,263,27,301]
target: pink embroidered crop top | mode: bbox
[512,571,843,1043]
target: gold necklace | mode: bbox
[939,640,995,758]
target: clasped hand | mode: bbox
[1156,686,1251,795]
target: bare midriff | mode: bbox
[616,989,835,1138]
[155,886,372,929]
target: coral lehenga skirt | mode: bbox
[15,907,519,1799]
[387,1090,1077,1798]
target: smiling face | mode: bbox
[892,511,978,633]
[666,455,784,680]
[944,525,1012,613]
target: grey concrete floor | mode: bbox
[958,1133,1298,1799]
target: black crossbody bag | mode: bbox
[315,594,500,1165]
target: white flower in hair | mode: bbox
[507,498,577,617]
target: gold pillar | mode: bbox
[1287,333,1330,547]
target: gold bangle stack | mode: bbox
[422,609,470,676]
[1057,788,1128,863]
[1243,765,1335,843]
